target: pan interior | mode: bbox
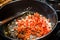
[3,11,53,40]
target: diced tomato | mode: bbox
[14,12,51,40]
[28,15,32,19]
[34,12,40,17]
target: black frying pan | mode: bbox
[0,0,59,40]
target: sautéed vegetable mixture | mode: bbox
[4,12,52,40]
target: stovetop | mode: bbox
[0,0,60,40]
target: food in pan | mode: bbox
[4,12,52,40]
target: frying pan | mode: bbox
[0,0,60,40]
